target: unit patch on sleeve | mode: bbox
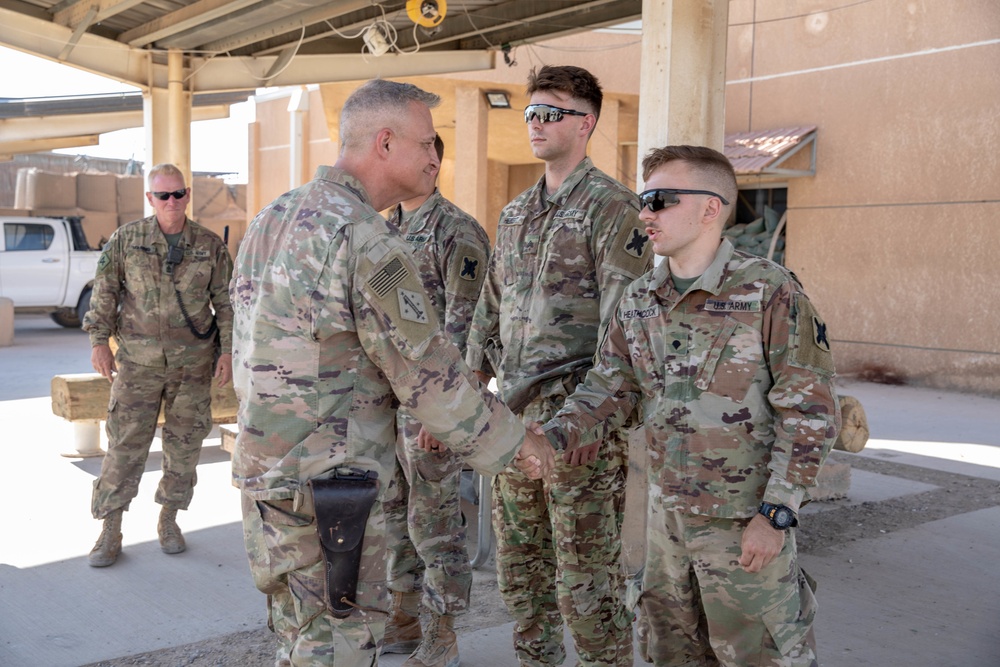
[398,288,429,324]
[625,228,650,258]
[791,293,835,373]
[460,256,480,281]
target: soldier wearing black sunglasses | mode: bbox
[466,65,649,667]
[539,145,840,667]
[83,163,234,569]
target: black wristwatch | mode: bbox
[759,502,798,530]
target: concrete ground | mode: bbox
[1,314,998,666]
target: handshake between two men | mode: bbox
[416,420,596,480]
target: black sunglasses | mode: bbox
[523,104,589,124]
[150,189,189,201]
[638,188,730,212]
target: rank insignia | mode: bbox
[398,288,429,324]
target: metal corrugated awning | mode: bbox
[725,125,817,178]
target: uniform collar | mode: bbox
[314,165,372,207]
[651,239,736,297]
[530,157,595,211]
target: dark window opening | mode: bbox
[724,187,788,265]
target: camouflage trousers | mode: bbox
[384,413,471,615]
[91,355,213,519]
[640,505,818,667]
[241,485,389,666]
[493,397,633,667]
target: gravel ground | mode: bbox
[81,451,1000,667]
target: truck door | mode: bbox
[0,220,69,306]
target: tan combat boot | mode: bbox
[88,510,123,567]
[383,591,422,654]
[158,507,186,554]
[403,612,458,667]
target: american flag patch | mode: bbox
[368,257,408,297]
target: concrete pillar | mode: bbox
[454,86,489,224]
[637,0,729,164]
[0,297,13,347]
[623,0,730,573]
[142,50,192,214]
[288,86,310,189]
[590,98,621,182]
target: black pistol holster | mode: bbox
[309,470,380,618]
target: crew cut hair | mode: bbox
[147,163,184,188]
[526,65,603,120]
[340,79,441,149]
[641,145,737,205]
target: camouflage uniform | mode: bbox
[465,158,652,666]
[84,215,233,518]
[543,240,841,667]
[383,191,490,616]
[230,166,526,666]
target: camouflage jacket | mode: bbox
[387,190,489,354]
[543,240,841,517]
[465,157,652,412]
[230,166,525,501]
[83,215,233,367]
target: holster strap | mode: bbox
[309,470,380,618]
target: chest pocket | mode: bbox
[497,215,536,289]
[541,210,594,298]
[694,316,764,403]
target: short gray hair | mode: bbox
[340,79,440,149]
[147,163,184,188]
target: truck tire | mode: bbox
[77,287,93,326]
[51,308,82,328]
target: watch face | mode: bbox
[774,508,792,527]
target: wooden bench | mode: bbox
[51,373,238,457]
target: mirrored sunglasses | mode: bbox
[151,189,189,201]
[638,188,730,212]
[523,103,589,124]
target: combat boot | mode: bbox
[158,507,186,554]
[383,591,422,654]
[88,510,123,567]
[403,612,458,667]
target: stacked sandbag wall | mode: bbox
[11,168,246,255]
[723,205,786,265]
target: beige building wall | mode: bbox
[247,3,1000,395]
[726,0,1000,394]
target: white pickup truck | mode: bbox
[0,216,99,328]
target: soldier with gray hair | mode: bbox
[84,162,233,568]
[538,145,841,667]
[230,78,554,666]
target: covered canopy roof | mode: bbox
[0,1,642,92]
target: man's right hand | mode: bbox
[91,344,116,381]
[514,430,556,479]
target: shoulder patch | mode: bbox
[607,221,652,279]
[791,294,835,374]
[450,240,488,298]
[398,288,429,324]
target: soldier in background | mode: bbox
[84,163,233,567]
[538,145,840,667]
[229,79,554,666]
[465,65,652,666]
[381,134,491,667]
